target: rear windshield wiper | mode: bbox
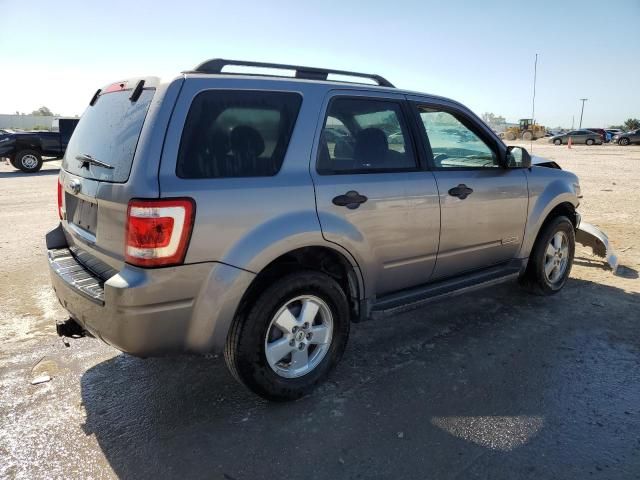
[76,153,114,170]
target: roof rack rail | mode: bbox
[191,58,395,88]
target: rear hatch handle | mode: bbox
[75,153,114,170]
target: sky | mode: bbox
[0,0,638,128]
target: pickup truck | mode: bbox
[0,118,79,173]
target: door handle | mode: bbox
[448,184,473,200]
[332,190,368,209]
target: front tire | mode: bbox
[522,131,533,141]
[520,216,575,296]
[619,138,630,146]
[225,271,350,401]
[15,149,43,173]
[586,138,594,145]
[553,138,562,145]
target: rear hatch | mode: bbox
[59,80,157,273]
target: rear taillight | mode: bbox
[57,178,63,220]
[125,198,195,267]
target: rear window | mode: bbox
[176,90,302,178]
[63,89,154,183]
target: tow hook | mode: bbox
[56,318,86,339]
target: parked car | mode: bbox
[606,128,624,137]
[585,128,607,142]
[0,118,79,172]
[549,130,602,145]
[49,59,587,401]
[613,129,640,145]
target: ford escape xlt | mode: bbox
[48,59,582,401]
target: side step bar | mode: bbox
[370,260,525,319]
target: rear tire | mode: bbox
[15,149,43,173]
[553,138,562,145]
[225,271,350,401]
[520,216,575,296]
[586,138,594,146]
[522,131,533,141]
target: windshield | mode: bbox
[62,89,154,183]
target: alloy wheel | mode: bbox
[264,295,333,378]
[544,231,569,284]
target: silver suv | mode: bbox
[47,59,581,400]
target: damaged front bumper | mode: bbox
[575,221,618,272]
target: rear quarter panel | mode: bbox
[14,133,43,153]
[38,132,63,156]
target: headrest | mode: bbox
[354,128,388,163]
[229,125,265,157]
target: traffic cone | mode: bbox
[567,136,572,149]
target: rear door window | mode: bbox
[176,91,302,178]
[63,89,154,183]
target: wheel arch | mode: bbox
[520,199,578,260]
[234,245,365,328]
[538,201,578,230]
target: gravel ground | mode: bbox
[0,144,639,479]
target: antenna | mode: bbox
[531,53,538,151]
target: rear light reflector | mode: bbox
[125,198,195,267]
[57,178,63,220]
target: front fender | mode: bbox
[520,169,580,258]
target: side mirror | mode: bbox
[505,146,531,169]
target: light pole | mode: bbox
[578,98,588,128]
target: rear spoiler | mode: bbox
[89,76,161,106]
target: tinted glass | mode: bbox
[59,119,77,136]
[177,91,302,178]
[63,89,154,183]
[417,107,498,168]
[317,98,416,174]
